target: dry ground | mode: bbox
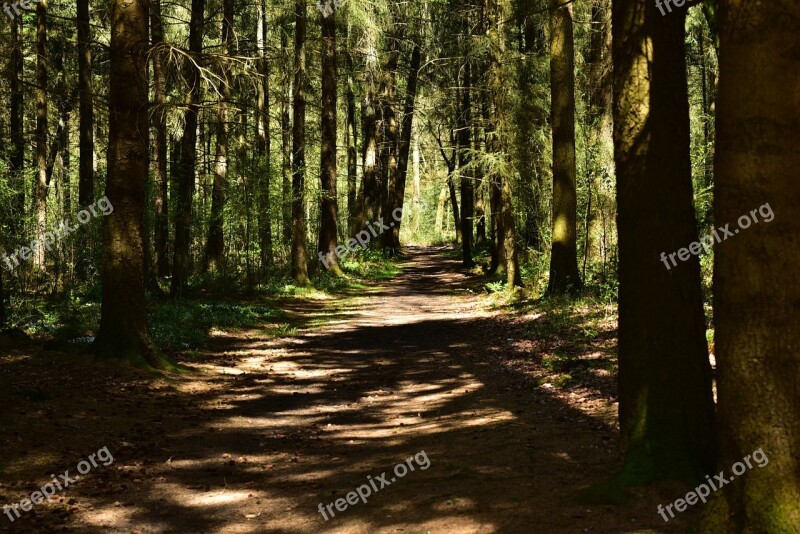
[0,247,698,533]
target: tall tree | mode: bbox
[171,0,205,295]
[9,16,24,231]
[204,0,234,272]
[345,30,359,236]
[700,0,800,529]
[95,0,172,369]
[256,0,273,270]
[281,25,293,244]
[384,42,421,253]
[436,128,461,243]
[150,0,170,277]
[318,4,343,274]
[485,0,521,287]
[291,0,310,285]
[457,62,474,267]
[547,0,581,293]
[77,0,94,212]
[358,33,380,228]
[612,0,715,484]
[379,25,402,226]
[34,1,48,272]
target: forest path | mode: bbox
[2,247,684,533]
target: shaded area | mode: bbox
[0,247,694,533]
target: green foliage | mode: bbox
[148,300,285,351]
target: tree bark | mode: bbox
[436,130,460,243]
[547,0,582,294]
[700,0,800,529]
[204,0,234,273]
[359,38,380,228]
[34,2,48,273]
[171,0,205,296]
[291,0,310,285]
[10,16,24,234]
[281,26,293,245]
[457,62,474,267]
[379,32,401,226]
[318,4,342,274]
[151,0,170,278]
[256,0,273,271]
[612,0,715,485]
[77,0,94,210]
[384,43,421,254]
[345,36,359,236]
[95,0,173,369]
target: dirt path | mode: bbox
[1,247,688,533]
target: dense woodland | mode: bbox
[0,0,798,531]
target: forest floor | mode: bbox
[0,247,698,533]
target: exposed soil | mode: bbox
[0,247,697,533]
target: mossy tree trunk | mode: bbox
[700,0,800,529]
[547,0,582,294]
[291,0,310,285]
[34,2,48,273]
[612,0,715,485]
[94,0,173,370]
[318,4,343,275]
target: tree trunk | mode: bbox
[359,38,380,227]
[281,26,293,245]
[612,0,715,485]
[379,33,401,226]
[76,0,95,278]
[95,0,173,369]
[513,0,545,251]
[256,0,273,271]
[151,0,170,278]
[547,0,582,294]
[318,4,342,274]
[436,130,461,243]
[204,0,233,273]
[10,16,24,235]
[291,0,310,285]
[171,0,205,296]
[77,0,94,210]
[458,62,474,267]
[34,2,48,273]
[699,0,800,529]
[345,37,358,236]
[384,43,421,254]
